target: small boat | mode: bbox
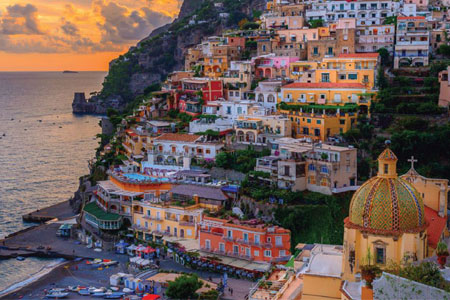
[123,288,133,293]
[105,292,126,299]
[46,291,69,298]
[91,292,106,297]
[78,289,90,296]
[16,256,25,261]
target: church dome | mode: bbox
[347,147,426,234]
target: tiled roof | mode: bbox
[154,133,201,143]
[282,82,365,89]
[337,53,379,58]
[398,16,425,20]
[170,184,228,201]
[378,148,398,161]
[424,206,447,249]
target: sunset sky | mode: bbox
[0,0,182,71]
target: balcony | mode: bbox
[143,215,163,221]
[132,224,151,232]
[200,229,224,236]
[179,221,195,226]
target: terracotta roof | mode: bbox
[154,133,201,143]
[282,82,365,89]
[170,184,228,201]
[337,53,379,58]
[424,206,447,249]
[398,16,425,20]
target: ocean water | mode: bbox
[0,71,105,291]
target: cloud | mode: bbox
[1,4,44,35]
[61,20,79,36]
[96,1,172,44]
[0,1,179,54]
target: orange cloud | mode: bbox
[0,0,182,71]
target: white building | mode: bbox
[356,24,395,53]
[306,1,400,26]
[216,100,266,120]
[255,81,282,113]
[144,133,224,171]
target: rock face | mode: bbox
[72,0,266,114]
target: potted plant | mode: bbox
[360,249,381,288]
[436,242,449,269]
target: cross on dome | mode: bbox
[408,156,418,170]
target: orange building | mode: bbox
[199,216,291,263]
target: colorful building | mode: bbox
[256,138,358,194]
[394,16,430,69]
[234,115,292,146]
[144,133,224,171]
[199,216,291,263]
[280,82,373,113]
[181,78,224,104]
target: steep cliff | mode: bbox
[73,0,265,114]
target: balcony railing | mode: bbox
[179,221,195,226]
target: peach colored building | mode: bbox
[438,66,450,108]
[199,216,291,263]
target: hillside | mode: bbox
[73,0,266,114]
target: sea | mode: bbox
[0,71,106,292]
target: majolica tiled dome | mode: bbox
[347,148,426,234]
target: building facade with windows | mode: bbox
[234,115,292,146]
[199,216,291,263]
[394,16,430,69]
[256,138,358,194]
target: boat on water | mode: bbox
[46,291,69,298]
[78,289,90,296]
[62,70,78,74]
[16,256,25,261]
[105,292,125,299]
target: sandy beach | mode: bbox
[1,259,129,300]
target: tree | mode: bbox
[438,44,450,57]
[166,274,203,300]
[377,47,390,66]
[215,152,230,168]
[198,289,219,300]
[308,19,323,28]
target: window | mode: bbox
[206,149,210,154]
[321,73,330,82]
[384,164,389,174]
[307,119,311,124]
[327,47,333,55]
[321,166,329,174]
[254,235,260,245]
[268,94,275,103]
[339,74,346,80]
[317,120,321,124]
[264,250,272,257]
[375,247,386,264]
[275,236,282,246]
[233,245,239,254]
[340,119,346,125]
[313,47,318,55]
[254,250,260,257]
[245,248,250,257]
[147,210,151,216]
[363,75,369,83]
[187,229,192,236]
[348,73,357,80]
[243,233,248,241]
[219,243,225,252]
[145,221,148,228]
[226,106,231,114]
[309,164,316,171]
[280,250,286,257]
[284,166,290,176]
[227,230,233,238]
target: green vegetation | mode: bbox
[215,147,270,173]
[101,58,136,101]
[308,19,323,28]
[273,193,352,248]
[165,274,203,299]
[387,262,450,292]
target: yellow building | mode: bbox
[279,105,358,141]
[204,56,229,78]
[133,184,229,243]
[342,147,429,281]
[123,128,149,159]
[315,53,380,90]
[234,115,292,146]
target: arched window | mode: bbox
[267,94,275,103]
[258,94,264,102]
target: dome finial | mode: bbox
[385,140,391,147]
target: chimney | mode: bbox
[193,194,199,204]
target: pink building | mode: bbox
[254,55,299,79]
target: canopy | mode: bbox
[141,246,156,254]
[115,240,129,247]
[127,245,137,251]
[142,295,161,300]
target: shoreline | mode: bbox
[0,258,68,299]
